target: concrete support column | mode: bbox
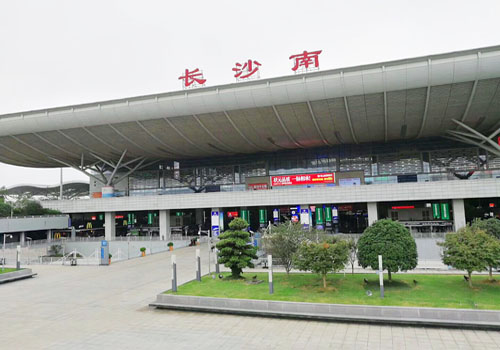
[452,199,466,231]
[20,232,25,246]
[195,208,203,226]
[159,210,171,241]
[367,202,378,226]
[46,230,52,242]
[105,212,116,241]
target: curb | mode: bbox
[150,294,500,330]
[0,269,37,284]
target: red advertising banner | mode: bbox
[271,172,335,187]
[248,183,268,190]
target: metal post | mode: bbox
[207,226,211,275]
[215,248,220,274]
[378,255,384,298]
[268,254,274,294]
[59,167,63,200]
[2,234,12,272]
[196,249,201,281]
[16,245,21,270]
[171,254,177,292]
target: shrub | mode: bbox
[140,247,146,252]
[262,222,306,275]
[440,226,500,286]
[216,218,257,278]
[357,219,418,281]
[293,239,349,288]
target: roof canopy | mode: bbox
[1,46,500,168]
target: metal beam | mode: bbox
[192,114,233,152]
[444,134,500,157]
[106,149,127,186]
[340,71,358,144]
[271,105,304,148]
[108,124,164,157]
[460,52,481,124]
[452,119,500,153]
[223,111,267,151]
[83,127,122,154]
[33,132,80,158]
[416,59,432,138]
[135,121,186,156]
[48,157,106,184]
[306,101,329,145]
[382,66,388,142]
[57,130,107,158]
[0,142,48,166]
[163,118,210,153]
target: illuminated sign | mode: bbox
[91,216,97,221]
[115,215,124,219]
[271,172,335,187]
[391,206,415,210]
[489,203,496,208]
[227,211,239,218]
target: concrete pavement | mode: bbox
[1,244,500,349]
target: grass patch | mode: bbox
[0,268,17,274]
[166,273,500,310]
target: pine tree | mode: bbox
[216,218,258,278]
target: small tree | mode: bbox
[472,218,500,239]
[439,226,494,287]
[357,219,418,281]
[262,222,305,275]
[293,240,349,288]
[472,218,500,280]
[347,238,358,274]
[216,218,257,278]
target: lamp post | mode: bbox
[2,234,13,272]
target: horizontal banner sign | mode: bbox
[271,172,335,187]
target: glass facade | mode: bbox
[126,138,500,196]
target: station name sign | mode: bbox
[179,49,323,89]
[271,172,335,187]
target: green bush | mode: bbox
[357,219,418,280]
[293,239,349,288]
[440,226,500,286]
[216,218,257,278]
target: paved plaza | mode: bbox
[1,245,499,349]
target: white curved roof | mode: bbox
[1,45,500,167]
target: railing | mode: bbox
[0,214,68,220]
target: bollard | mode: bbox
[196,249,201,281]
[268,254,274,294]
[171,254,177,292]
[215,248,220,274]
[378,255,384,298]
[16,245,21,270]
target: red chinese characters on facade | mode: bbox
[289,50,322,72]
[178,68,206,88]
[232,59,262,80]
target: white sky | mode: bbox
[1,0,499,187]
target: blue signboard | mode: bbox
[101,240,108,247]
[211,211,220,237]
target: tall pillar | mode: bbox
[46,230,52,242]
[452,199,466,231]
[105,212,116,241]
[195,208,203,226]
[367,202,378,226]
[20,232,25,246]
[159,209,171,241]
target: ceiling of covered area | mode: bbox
[1,45,500,168]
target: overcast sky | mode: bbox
[1,0,499,187]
